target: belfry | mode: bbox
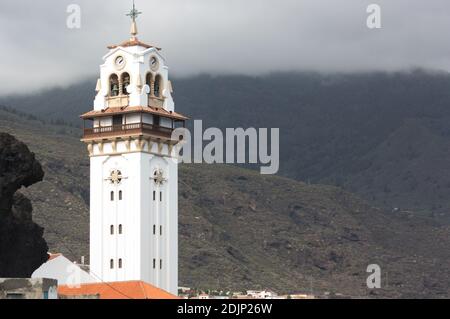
[80,2,187,295]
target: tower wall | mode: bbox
[89,140,178,295]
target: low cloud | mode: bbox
[0,0,449,94]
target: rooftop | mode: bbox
[81,106,188,121]
[58,281,179,299]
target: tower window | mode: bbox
[146,73,153,96]
[160,259,162,269]
[160,225,162,236]
[112,115,123,127]
[119,224,123,234]
[153,258,156,269]
[110,259,114,269]
[153,115,161,127]
[119,259,123,269]
[110,225,114,235]
[121,72,130,95]
[119,190,123,200]
[110,191,114,201]
[154,75,162,97]
[153,225,156,235]
[153,191,156,201]
[160,191,162,202]
[109,74,119,97]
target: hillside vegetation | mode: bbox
[0,108,449,298]
[3,71,450,220]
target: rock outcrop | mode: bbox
[0,133,48,277]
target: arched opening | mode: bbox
[110,191,114,201]
[118,259,123,269]
[146,73,153,96]
[154,75,162,97]
[110,225,114,235]
[110,259,114,269]
[121,72,130,95]
[119,190,123,201]
[109,74,119,97]
[119,224,123,234]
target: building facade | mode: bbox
[81,7,187,295]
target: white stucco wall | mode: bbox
[32,255,97,286]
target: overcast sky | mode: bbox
[0,0,450,95]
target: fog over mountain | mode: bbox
[3,71,450,222]
[1,0,450,94]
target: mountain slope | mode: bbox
[0,107,449,298]
[3,71,450,220]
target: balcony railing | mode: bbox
[83,122,174,139]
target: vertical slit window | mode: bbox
[119,224,122,234]
[110,191,114,201]
[160,225,162,236]
[153,225,156,235]
[110,259,114,269]
[119,259,122,269]
[153,258,156,269]
[160,259,162,269]
[110,225,114,235]
[160,191,162,202]
[153,191,156,201]
[119,190,122,200]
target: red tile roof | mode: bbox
[47,253,62,261]
[108,39,161,50]
[81,106,188,121]
[58,281,178,299]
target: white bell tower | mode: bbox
[81,3,187,295]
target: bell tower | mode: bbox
[81,3,187,295]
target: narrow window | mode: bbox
[119,190,123,200]
[160,191,162,202]
[160,225,162,236]
[146,73,153,96]
[110,191,114,201]
[160,259,162,269]
[121,72,130,95]
[153,225,156,235]
[153,115,161,127]
[119,259,123,269]
[110,259,114,269]
[153,258,156,269]
[154,75,162,97]
[109,74,119,97]
[119,224,123,234]
[110,225,114,235]
[153,191,156,201]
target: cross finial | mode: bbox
[126,1,142,22]
[126,1,142,39]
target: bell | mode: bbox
[112,84,119,96]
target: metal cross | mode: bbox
[126,1,142,22]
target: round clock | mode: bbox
[115,56,126,69]
[150,56,159,71]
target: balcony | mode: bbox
[82,122,175,140]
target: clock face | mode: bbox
[150,56,159,71]
[115,56,125,69]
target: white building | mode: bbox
[80,5,187,295]
[32,254,96,286]
[246,289,278,299]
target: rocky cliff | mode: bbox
[0,132,48,277]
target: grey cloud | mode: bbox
[0,0,449,95]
